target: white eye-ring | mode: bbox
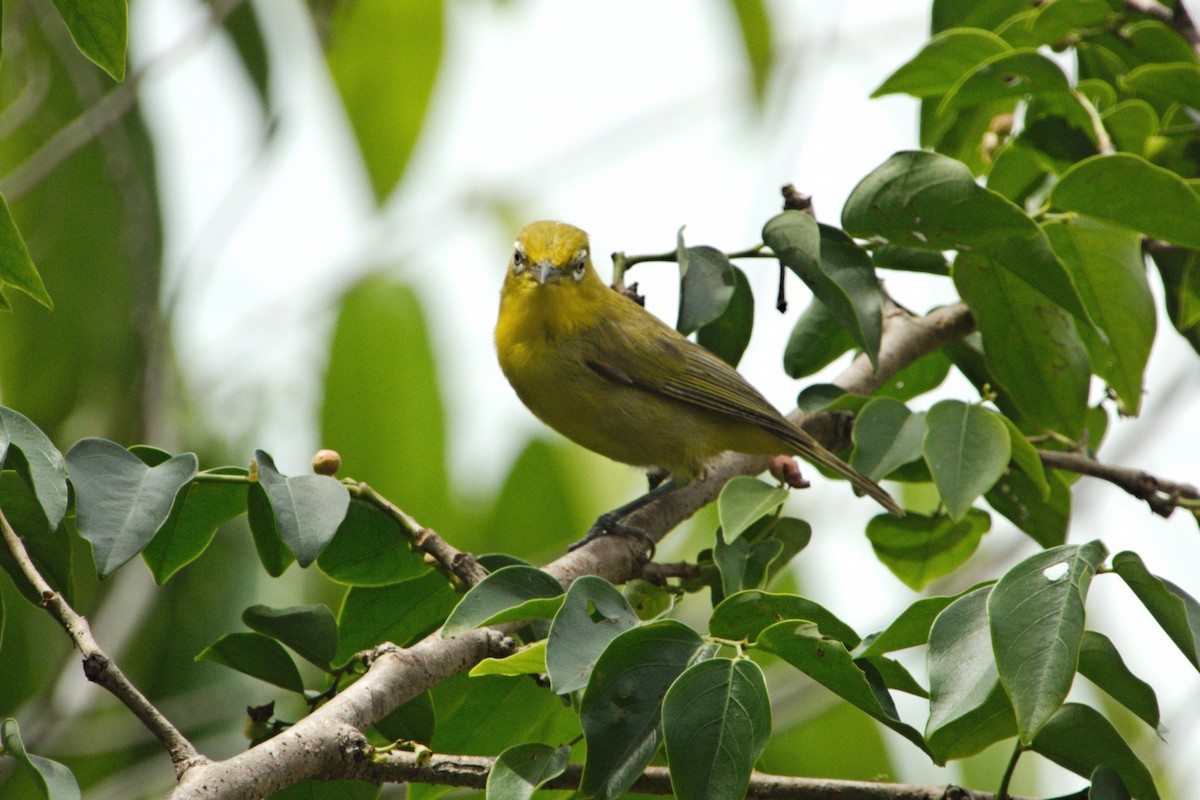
[570,249,587,281]
[512,242,528,274]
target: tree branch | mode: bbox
[1039,449,1200,519]
[0,507,204,777]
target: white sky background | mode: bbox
[130,0,1200,794]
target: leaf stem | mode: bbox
[997,741,1024,800]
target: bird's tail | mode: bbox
[788,433,904,516]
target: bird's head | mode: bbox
[507,221,598,289]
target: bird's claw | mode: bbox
[568,512,656,560]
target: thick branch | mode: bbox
[1039,449,1200,518]
[0,508,203,776]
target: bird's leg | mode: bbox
[568,479,678,558]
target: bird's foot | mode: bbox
[568,511,656,560]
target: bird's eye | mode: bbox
[570,249,587,282]
[512,244,527,273]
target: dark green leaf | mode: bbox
[196,632,305,693]
[859,582,991,658]
[546,576,640,694]
[1102,100,1158,156]
[763,517,812,584]
[1078,630,1160,733]
[860,654,928,698]
[873,28,1010,98]
[1112,551,1200,671]
[866,509,991,591]
[872,351,952,401]
[442,565,563,637]
[710,590,859,646]
[986,467,1072,548]
[713,528,782,596]
[0,407,68,529]
[247,482,294,577]
[65,438,198,579]
[254,450,349,567]
[851,398,926,481]
[987,142,1051,205]
[48,0,127,80]
[0,195,50,308]
[844,151,1092,326]
[923,401,1011,519]
[782,298,856,378]
[374,689,435,745]
[663,658,771,800]
[728,0,773,103]
[926,586,1017,763]
[989,540,1108,743]
[317,499,428,586]
[1028,0,1113,44]
[0,472,73,604]
[579,621,706,800]
[1149,244,1200,354]
[677,245,735,336]
[1090,764,1132,800]
[142,468,248,585]
[756,621,928,754]
[938,49,1072,116]
[219,1,271,110]
[954,253,1091,438]
[486,743,571,800]
[998,414,1049,498]
[1030,703,1160,800]
[243,604,339,670]
[1,718,81,800]
[932,0,1032,33]
[717,477,787,543]
[1122,62,1200,113]
[336,572,457,663]
[696,265,754,367]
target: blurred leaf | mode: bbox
[336,571,457,663]
[710,590,859,646]
[374,689,435,745]
[243,604,338,670]
[247,482,295,577]
[987,141,1051,205]
[1030,703,1160,800]
[677,244,735,335]
[954,253,1090,439]
[546,575,639,695]
[49,0,127,80]
[317,499,428,586]
[866,509,991,591]
[1149,245,1200,354]
[196,631,304,692]
[579,621,705,800]
[0,473,73,604]
[697,264,754,367]
[1044,218,1154,414]
[764,214,883,368]
[874,28,1010,98]
[1091,764,1132,800]
[989,540,1107,743]
[782,298,855,378]
[938,49,1072,117]
[254,450,349,567]
[851,398,926,481]
[926,586,1017,763]
[623,579,673,621]
[859,582,991,658]
[218,0,271,110]
[0,194,49,308]
[327,0,442,201]
[932,0,1031,32]
[714,528,782,596]
[1053,153,1200,249]
[663,658,771,800]
[998,414,1049,498]
[1122,62,1200,114]
[470,640,546,677]
[1111,551,1200,671]
[142,467,248,584]
[1028,0,1113,45]
[986,467,1072,548]
[442,565,562,637]
[1102,100,1158,156]
[1078,630,1161,732]
[0,407,67,529]
[717,477,787,542]
[923,401,1010,519]
[482,439,580,560]
[0,718,81,800]
[729,0,773,103]
[757,702,892,781]
[486,743,570,800]
[267,779,379,800]
[65,438,197,579]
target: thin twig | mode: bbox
[1073,90,1115,155]
[640,560,703,583]
[0,507,204,777]
[1039,449,1200,518]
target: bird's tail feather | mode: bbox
[790,435,904,516]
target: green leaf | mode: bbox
[710,590,860,647]
[677,244,735,335]
[763,214,883,367]
[782,298,856,378]
[870,244,950,275]
[0,195,51,309]
[872,351,952,401]
[932,0,1032,33]
[0,407,68,529]
[988,141,1052,205]
[926,586,1017,763]
[486,742,570,800]
[1,718,81,800]
[1030,703,1160,800]
[939,49,1072,116]
[1102,100,1158,156]
[247,482,294,577]
[196,632,305,693]
[623,579,674,621]
[1028,0,1113,45]
[243,604,339,670]
[336,571,457,663]
[0,472,74,604]
[470,640,547,677]
[954,253,1091,438]
[219,1,271,110]
[142,468,248,585]
[1044,218,1155,414]
[851,398,926,481]
[696,265,754,367]
[48,0,127,80]
[662,658,771,800]
[986,467,1072,548]
[1053,153,1200,250]
[65,439,198,579]
[442,566,563,637]
[546,575,640,694]
[267,779,379,800]
[374,689,435,745]
[844,150,1092,327]
[1122,62,1200,113]
[873,28,1011,98]
[756,621,928,754]
[1149,245,1200,354]
[317,499,428,586]
[1111,551,1200,671]
[717,477,788,543]
[254,450,349,567]
[1078,630,1160,733]
[989,540,1108,743]
[713,527,781,597]
[327,0,441,202]
[859,582,991,658]
[728,0,772,103]
[579,621,706,800]
[998,414,1049,498]
[866,509,991,591]
[1091,764,1132,800]
[922,401,1011,519]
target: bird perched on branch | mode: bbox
[495,220,901,552]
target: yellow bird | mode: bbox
[495,221,901,549]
